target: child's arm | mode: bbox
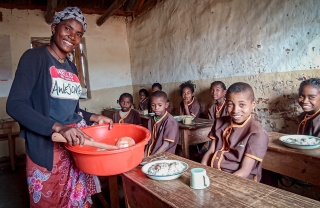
[153,141,170,155]
[183,99,191,115]
[232,156,256,178]
[201,140,216,166]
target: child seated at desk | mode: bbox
[113,93,141,125]
[152,82,172,113]
[152,82,162,92]
[179,80,201,117]
[208,81,228,121]
[297,78,320,137]
[201,82,269,182]
[138,89,149,111]
[145,91,179,156]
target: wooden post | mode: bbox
[45,0,58,24]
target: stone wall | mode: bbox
[128,0,320,133]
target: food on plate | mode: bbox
[281,136,320,145]
[116,137,136,148]
[147,161,186,176]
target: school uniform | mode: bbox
[113,109,141,125]
[138,98,149,111]
[208,100,228,121]
[146,111,179,156]
[208,115,269,182]
[179,98,201,117]
[297,109,320,137]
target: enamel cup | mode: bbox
[183,117,192,125]
[190,168,210,189]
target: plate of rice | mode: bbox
[174,115,195,122]
[141,160,188,180]
[279,135,320,150]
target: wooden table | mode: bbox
[121,152,320,208]
[178,118,213,159]
[263,131,320,186]
[0,118,19,171]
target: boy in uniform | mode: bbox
[145,91,179,156]
[201,82,269,182]
[138,89,149,111]
[297,78,320,137]
[113,93,141,125]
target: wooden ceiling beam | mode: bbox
[96,0,127,26]
[45,0,58,24]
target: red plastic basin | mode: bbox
[65,123,151,176]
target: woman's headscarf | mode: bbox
[52,6,87,32]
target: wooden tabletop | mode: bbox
[263,131,320,186]
[267,131,320,158]
[122,152,320,208]
[178,117,213,130]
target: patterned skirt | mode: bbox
[26,142,101,207]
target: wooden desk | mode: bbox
[122,152,320,208]
[178,118,213,159]
[0,118,19,171]
[263,131,320,186]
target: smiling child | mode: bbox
[201,82,269,182]
[179,80,201,117]
[297,78,320,137]
[208,81,228,121]
[113,93,141,125]
[145,91,179,156]
[138,89,149,111]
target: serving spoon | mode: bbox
[52,132,119,150]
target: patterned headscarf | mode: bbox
[52,6,87,32]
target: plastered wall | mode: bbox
[128,0,320,133]
[0,8,132,157]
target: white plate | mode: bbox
[174,115,195,122]
[113,106,121,110]
[141,160,188,181]
[279,135,320,150]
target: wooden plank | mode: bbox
[263,131,320,186]
[108,175,120,208]
[96,0,127,26]
[45,0,58,24]
[122,153,320,207]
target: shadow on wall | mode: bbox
[197,88,212,118]
[168,89,180,115]
[255,93,300,134]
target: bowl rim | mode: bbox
[65,123,151,154]
[141,159,189,177]
[279,135,320,146]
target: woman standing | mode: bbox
[6,7,110,207]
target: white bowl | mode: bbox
[174,116,182,122]
[279,135,320,150]
[149,112,155,116]
[174,115,195,122]
[141,160,188,181]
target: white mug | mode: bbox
[183,117,192,125]
[190,168,210,189]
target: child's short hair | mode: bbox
[179,80,196,96]
[152,83,162,90]
[119,93,133,103]
[150,91,168,102]
[139,88,149,96]
[299,78,320,93]
[227,82,254,101]
[210,81,226,90]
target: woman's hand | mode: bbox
[90,114,114,129]
[52,123,91,146]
